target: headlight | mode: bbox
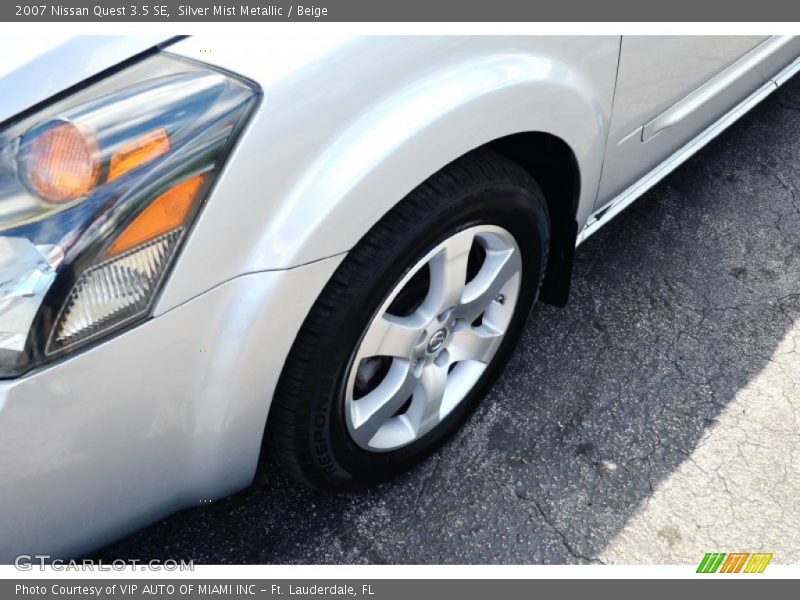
[0,54,259,377]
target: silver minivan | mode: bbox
[1,35,798,559]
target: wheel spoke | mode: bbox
[457,248,520,322]
[359,313,426,359]
[413,363,449,437]
[425,229,474,313]
[350,360,418,447]
[449,326,503,364]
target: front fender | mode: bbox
[157,36,619,314]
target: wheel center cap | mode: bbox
[427,328,448,354]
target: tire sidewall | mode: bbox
[306,184,549,488]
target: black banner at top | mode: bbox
[3,0,800,22]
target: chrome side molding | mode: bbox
[578,67,794,246]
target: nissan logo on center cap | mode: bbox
[427,328,448,353]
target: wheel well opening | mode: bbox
[484,132,580,307]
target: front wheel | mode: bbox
[268,150,550,490]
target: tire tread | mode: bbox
[267,149,548,488]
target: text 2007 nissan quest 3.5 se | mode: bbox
[1,35,798,559]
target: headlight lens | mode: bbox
[25,122,101,203]
[0,54,259,377]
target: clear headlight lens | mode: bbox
[53,229,181,347]
[0,238,60,357]
[0,54,259,377]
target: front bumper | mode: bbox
[0,254,342,562]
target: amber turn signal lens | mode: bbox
[108,128,171,183]
[25,122,99,204]
[106,173,206,257]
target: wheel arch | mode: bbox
[158,41,615,312]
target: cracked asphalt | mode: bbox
[95,75,800,564]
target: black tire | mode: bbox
[267,149,550,490]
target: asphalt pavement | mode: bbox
[94,74,800,564]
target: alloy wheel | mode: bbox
[344,224,522,451]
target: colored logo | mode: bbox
[697,552,773,573]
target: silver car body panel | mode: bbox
[580,53,800,244]
[0,254,343,560]
[0,35,798,560]
[594,35,799,209]
[155,36,620,312]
